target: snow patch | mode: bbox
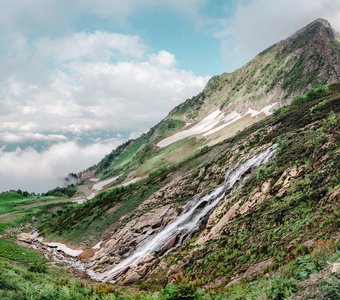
[203,112,241,136]
[157,103,278,148]
[46,242,83,257]
[157,110,225,148]
[89,178,100,182]
[87,192,96,200]
[246,103,278,117]
[92,176,119,191]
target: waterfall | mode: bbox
[88,145,277,282]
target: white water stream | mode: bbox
[89,145,277,282]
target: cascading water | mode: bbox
[89,145,277,282]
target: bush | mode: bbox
[266,273,298,299]
[310,239,335,270]
[291,84,329,106]
[28,262,48,273]
[43,185,77,198]
[256,166,267,181]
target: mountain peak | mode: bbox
[292,17,337,41]
[278,17,339,59]
[308,18,331,28]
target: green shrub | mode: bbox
[310,240,335,270]
[291,95,306,106]
[28,262,48,273]
[319,274,340,299]
[266,273,298,299]
[291,84,329,106]
[256,166,267,181]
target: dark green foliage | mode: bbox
[291,84,330,105]
[266,273,298,299]
[43,184,77,198]
[95,139,134,174]
[28,262,48,273]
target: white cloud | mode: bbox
[36,31,146,63]
[0,132,68,143]
[219,0,340,71]
[0,32,209,134]
[0,141,122,193]
[0,28,208,192]
[0,122,38,131]
[0,0,208,35]
[149,51,176,68]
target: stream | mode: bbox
[88,145,277,282]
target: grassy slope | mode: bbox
[0,193,103,299]
[0,192,72,234]
[0,193,182,299]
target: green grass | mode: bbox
[0,192,71,234]
[0,238,45,264]
[135,137,202,176]
[96,116,186,179]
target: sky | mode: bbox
[1,0,340,192]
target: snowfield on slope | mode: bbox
[92,176,119,191]
[46,242,83,257]
[157,103,278,148]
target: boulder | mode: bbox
[79,249,96,262]
[163,235,177,251]
[273,167,303,197]
[261,180,272,194]
[17,232,38,243]
[122,271,141,284]
[330,262,340,273]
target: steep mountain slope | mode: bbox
[90,18,339,182]
[37,82,339,297]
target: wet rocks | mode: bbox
[162,235,177,252]
[90,205,177,270]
